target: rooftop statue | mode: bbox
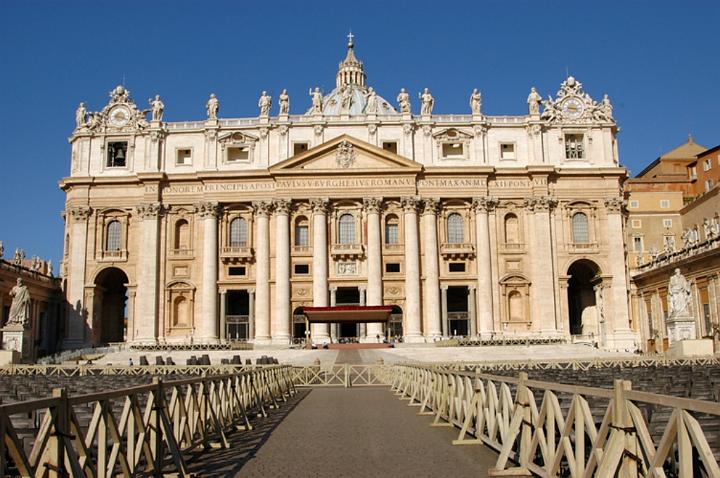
[75,102,87,129]
[420,88,434,115]
[469,88,482,115]
[340,84,352,114]
[149,95,164,122]
[527,87,541,115]
[278,89,290,115]
[397,88,411,114]
[7,278,30,328]
[206,93,219,120]
[309,87,323,114]
[365,87,378,114]
[258,91,272,117]
[668,268,692,318]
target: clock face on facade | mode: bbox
[561,97,584,120]
[108,105,131,127]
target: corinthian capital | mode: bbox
[136,202,163,219]
[67,205,93,222]
[524,196,556,212]
[401,196,420,213]
[310,198,329,214]
[422,198,440,216]
[471,196,498,213]
[273,198,291,215]
[195,202,220,218]
[252,200,273,217]
[363,197,383,214]
[604,197,626,213]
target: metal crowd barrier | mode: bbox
[0,365,295,477]
[389,364,720,477]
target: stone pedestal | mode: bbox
[666,315,697,343]
[2,325,33,363]
[667,338,714,358]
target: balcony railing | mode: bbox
[440,243,475,259]
[331,243,364,259]
[567,242,599,252]
[169,248,194,259]
[225,314,249,324]
[221,246,254,262]
[292,245,312,255]
[99,249,127,262]
[383,243,404,252]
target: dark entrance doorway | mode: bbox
[293,307,307,342]
[447,286,469,337]
[336,287,360,339]
[388,306,403,339]
[226,290,250,341]
[94,267,128,344]
[567,260,601,336]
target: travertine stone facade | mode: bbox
[60,38,638,350]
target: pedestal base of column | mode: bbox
[271,336,291,346]
[604,329,639,352]
[252,337,272,346]
[403,334,426,344]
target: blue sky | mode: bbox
[0,0,718,267]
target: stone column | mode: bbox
[364,197,384,342]
[253,201,272,344]
[248,288,255,340]
[402,197,423,342]
[358,286,367,339]
[197,202,220,342]
[472,197,497,338]
[441,285,449,338]
[330,287,338,341]
[273,199,291,344]
[219,289,227,341]
[311,199,330,342]
[64,205,92,348]
[525,197,557,334]
[468,286,477,338]
[422,198,442,339]
[604,198,637,350]
[134,203,162,344]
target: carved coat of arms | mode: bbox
[335,140,356,168]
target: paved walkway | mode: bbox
[186,387,499,477]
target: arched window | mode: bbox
[105,220,122,251]
[229,217,247,247]
[572,212,589,243]
[338,214,356,244]
[385,214,399,245]
[447,213,464,244]
[508,290,523,321]
[174,219,190,250]
[504,214,519,244]
[294,216,309,246]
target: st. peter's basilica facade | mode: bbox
[60,37,638,350]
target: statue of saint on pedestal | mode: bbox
[149,95,164,121]
[258,91,272,117]
[7,278,30,328]
[278,89,290,115]
[75,102,87,129]
[340,84,352,114]
[365,87,378,114]
[420,88,434,115]
[397,88,411,113]
[469,88,482,115]
[527,87,542,115]
[668,268,692,318]
[206,93,219,120]
[309,87,323,114]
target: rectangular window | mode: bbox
[663,218,673,228]
[107,141,128,167]
[176,148,192,165]
[441,142,465,159]
[227,146,250,162]
[385,223,399,245]
[660,199,670,209]
[703,159,712,171]
[449,262,466,273]
[631,219,642,229]
[382,141,398,154]
[293,142,309,155]
[565,134,585,159]
[229,266,246,276]
[294,264,309,275]
[500,143,515,160]
[689,166,697,179]
[705,179,714,192]
[629,200,639,209]
[295,225,309,246]
[385,263,400,273]
[633,236,643,252]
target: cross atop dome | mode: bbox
[347,31,354,48]
[337,32,365,88]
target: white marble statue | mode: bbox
[527,87,542,115]
[75,102,87,129]
[649,245,659,262]
[592,94,614,122]
[420,88,434,115]
[47,260,53,277]
[7,278,30,327]
[540,96,558,121]
[668,268,692,318]
[365,87,378,114]
[309,87,323,114]
[340,84,352,114]
[469,88,482,115]
[278,89,290,115]
[397,88,411,113]
[149,95,164,121]
[13,248,24,266]
[0,240,4,258]
[206,93,219,120]
[258,91,272,117]
[711,216,720,238]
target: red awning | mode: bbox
[302,306,394,323]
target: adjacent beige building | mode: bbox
[60,38,638,350]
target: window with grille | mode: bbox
[447,213,464,244]
[174,219,190,250]
[571,212,589,243]
[633,236,643,252]
[338,214,355,244]
[565,134,585,159]
[229,218,247,247]
[385,216,399,244]
[105,220,122,251]
[663,219,673,228]
[295,219,309,246]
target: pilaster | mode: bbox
[64,205,92,349]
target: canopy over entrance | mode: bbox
[302,306,393,324]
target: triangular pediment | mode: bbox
[269,134,423,175]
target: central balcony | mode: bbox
[330,243,364,260]
[221,246,254,263]
[440,243,475,260]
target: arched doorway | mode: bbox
[567,260,601,336]
[94,267,129,344]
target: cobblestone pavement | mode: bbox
[186,387,499,477]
